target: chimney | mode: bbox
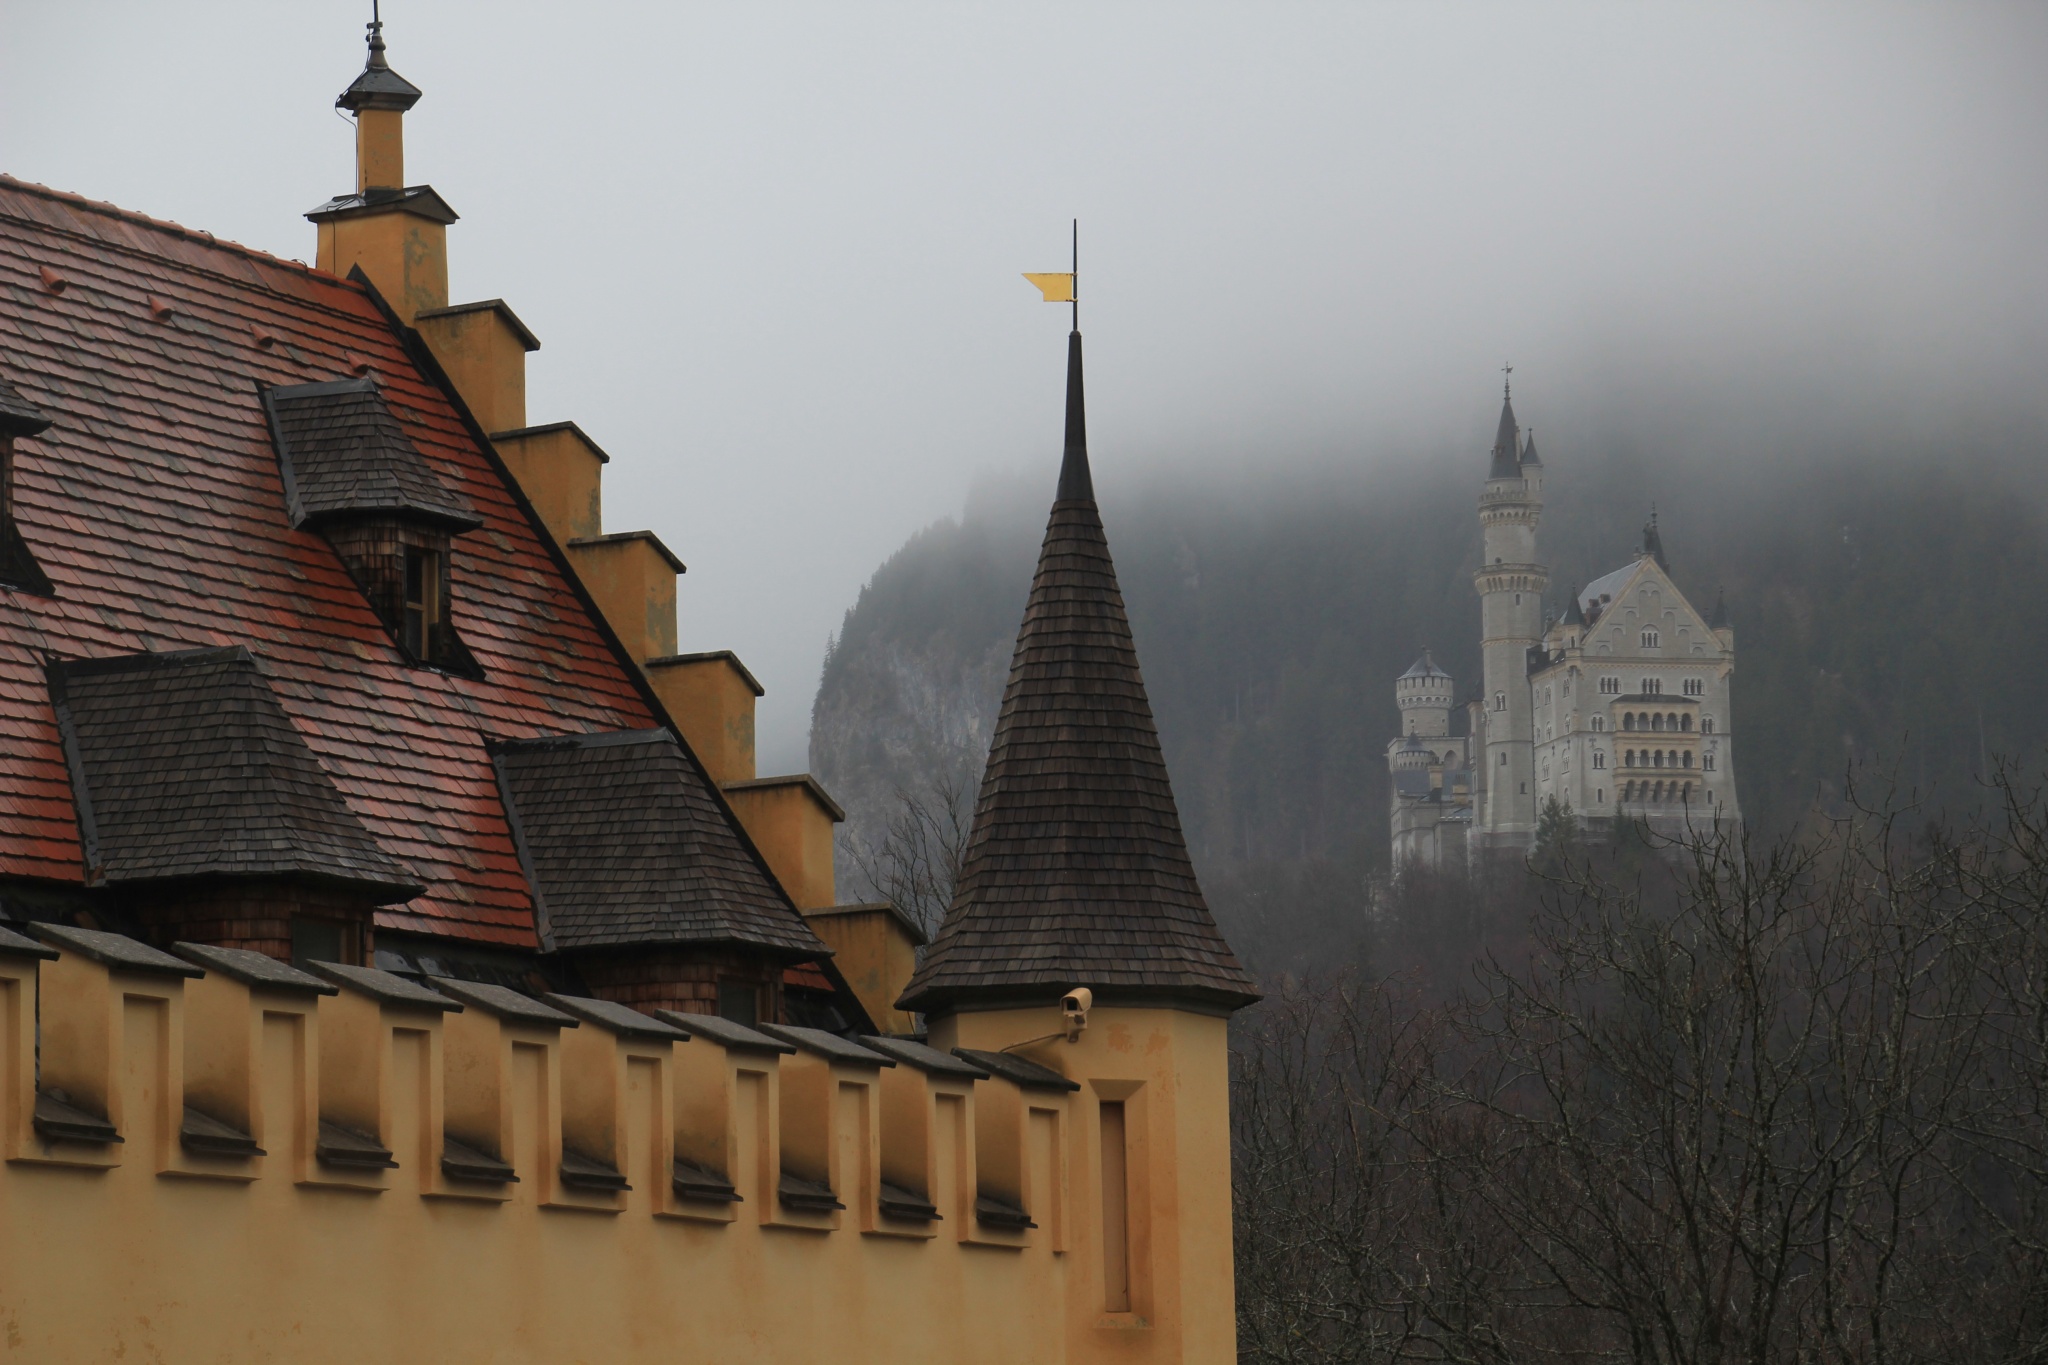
[307,15,453,323]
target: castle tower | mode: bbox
[1395,650,1454,737]
[900,323,1259,1364]
[1474,379,1547,852]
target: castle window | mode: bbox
[1597,789,1605,803]
[1702,717,1715,734]
[1642,678,1662,695]
[1653,751,1665,768]
[1499,751,1507,766]
[401,545,445,661]
[1683,752,1693,769]
[1642,629,1660,648]
[1683,677,1704,697]
[1704,753,1715,771]
[1681,715,1693,732]
[1593,751,1605,769]
[1623,782,1634,801]
[1591,715,1605,732]
[1622,713,1634,730]
[1625,749,1635,767]
[1494,692,1506,712]
[1600,676,1620,695]
[1651,714,1664,732]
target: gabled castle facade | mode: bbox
[1388,387,1741,869]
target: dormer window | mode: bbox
[0,377,54,595]
[263,376,484,677]
[402,544,445,660]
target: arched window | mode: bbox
[1651,713,1665,732]
[1623,781,1634,801]
[1597,789,1605,804]
[1494,691,1506,712]
[1499,751,1507,766]
[1683,752,1693,769]
[1592,715,1605,732]
[1702,717,1714,734]
[1624,749,1635,767]
[1642,629,1660,648]
[1652,782,1664,802]
[1682,783,1693,802]
[1681,715,1694,732]
[1653,751,1665,768]
[1703,754,1715,772]
[1667,713,1679,729]
[1621,712,1634,730]
[1593,751,1606,769]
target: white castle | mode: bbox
[1388,382,1740,869]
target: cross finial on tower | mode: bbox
[1501,362,1513,399]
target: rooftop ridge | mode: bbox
[0,175,324,281]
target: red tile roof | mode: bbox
[0,175,661,948]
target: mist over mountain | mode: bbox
[810,405,2048,969]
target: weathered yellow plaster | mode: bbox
[646,651,762,786]
[721,774,843,910]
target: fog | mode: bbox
[6,2,2045,771]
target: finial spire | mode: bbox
[1501,361,1513,399]
[365,0,389,70]
[338,0,422,114]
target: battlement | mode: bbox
[0,924,1222,1364]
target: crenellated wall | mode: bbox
[0,926,1230,1363]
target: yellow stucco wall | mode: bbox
[722,776,840,911]
[0,943,1239,1364]
[316,209,448,325]
[417,302,536,437]
[564,531,682,663]
[800,904,922,1036]
[646,653,760,787]
[493,424,607,548]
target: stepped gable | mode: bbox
[263,376,479,529]
[0,176,661,946]
[48,647,418,898]
[491,730,826,958]
[899,331,1258,1015]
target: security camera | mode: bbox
[1061,987,1092,1041]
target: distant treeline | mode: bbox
[810,420,2048,974]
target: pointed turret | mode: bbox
[1708,585,1729,629]
[1642,507,1668,570]
[1560,584,1585,627]
[898,331,1256,1016]
[1488,386,1521,480]
[1519,426,1542,470]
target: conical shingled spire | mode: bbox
[1488,390,1521,480]
[898,332,1257,1016]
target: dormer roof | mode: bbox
[263,376,481,531]
[0,375,51,437]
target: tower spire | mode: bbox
[898,323,1254,1017]
[1488,370,1521,480]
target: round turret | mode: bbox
[1395,651,1455,738]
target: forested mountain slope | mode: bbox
[811,426,2048,969]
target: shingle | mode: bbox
[653,1010,795,1054]
[30,922,203,978]
[897,335,1257,1016]
[431,977,575,1027]
[0,923,58,961]
[47,646,421,900]
[860,1035,989,1079]
[953,1048,1079,1092]
[541,991,689,1039]
[172,942,337,995]
[757,1023,892,1068]
[307,960,459,1012]
[493,729,827,958]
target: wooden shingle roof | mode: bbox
[48,646,420,899]
[491,729,826,958]
[898,332,1257,1016]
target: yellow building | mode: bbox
[0,18,1255,1362]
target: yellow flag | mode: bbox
[1022,272,1076,303]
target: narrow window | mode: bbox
[1101,1102,1131,1313]
[1642,628,1659,648]
[401,545,444,661]
[1681,715,1694,732]
[1704,754,1715,772]
[1593,751,1605,769]
[1498,751,1507,766]
[1651,714,1664,732]
[1683,752,1694,769]
[1703,717,1715,734]
[1592,716,1605,732]
[1597,789,1604,803]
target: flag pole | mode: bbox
[1071,218,1078,333]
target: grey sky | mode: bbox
[6,2,2045,770]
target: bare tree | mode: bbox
[841,763,976,943]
